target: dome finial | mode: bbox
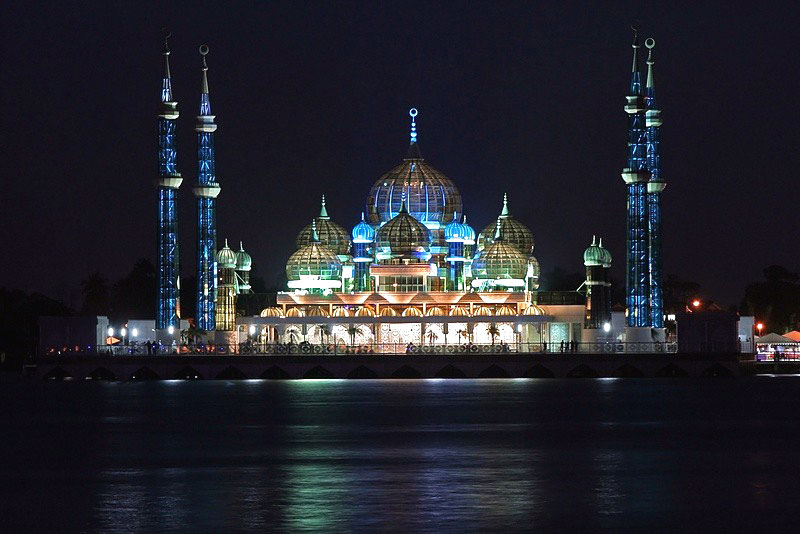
[399,190,408,213]
[319,194,329,219]
[311,219,320,242]
[500,193,510,217]
[598,237,604,247]
[224,238,229,248]
[409,108,418,145]
[361,211,365,221]
[645,38,655,90]
[239,240,244,251]
[592,235,596,245]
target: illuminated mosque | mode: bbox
[152,29,666,352]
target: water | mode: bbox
[2,377,799,531]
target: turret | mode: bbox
[351,212,374,291]
[444,212,466,290]
[215,239,237,331]
[193,45,220,332]
[235,241,252,294]
[156,32,183,338]
[583,236,612,335]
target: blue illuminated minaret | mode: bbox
[621,27,652,331]
[193,45,220,331]
[156,33,183,335]
[644,38,665,329]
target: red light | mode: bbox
[692,300,701,308]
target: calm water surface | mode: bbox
[2,377,799,531]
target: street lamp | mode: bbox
[167,325,175,335]
[692,299,701,309]
[603,322,611,333]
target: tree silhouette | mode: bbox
[79,272,110,316]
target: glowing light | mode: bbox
[120,328,127,337]
[107,327,114,337]
[409,108,418,144]
[167,325,175,335]
[603,322,611,333]
[756,323,764,331]
[249,325,256,335]
[692,300,701,308]
[132,328,139,337]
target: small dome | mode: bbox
[216,239,237,268]
[496,305,516,316]
[260,306,283,318]
[286,222,342,281]
[352,212,375,243]
[375,200,432,261]
[236,241,252,270]
[474,305,493,316]
[355,306,375,317]
[426,306,446,316]
[583,236,604,266]
[332,307,351,317]
[286,307,305,317]
[402,307,423,317]
[379,307,398,317]
[444,213,467,243]
[296,195,351,256]
[472,220,527,280]
[477,194,534,255]
[307,305,329,317]
[598,238,612,267]
[449,306,469,316]
[461,215,476,245]
[522,304,546,315]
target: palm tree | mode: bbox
[488,324,500,346]
[181,325,207,345]
[318,325,331,345]
[426,329,437,346]
[347,325,365,346]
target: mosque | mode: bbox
[151,29,667,353]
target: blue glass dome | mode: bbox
[444,213,466,243]
[352,212,375,243]
[461,215,476,245]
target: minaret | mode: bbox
[582,237,613,342]
[193,45,220,332]
[645,38,666,332]
[156,33,183,339]
[621,27,652,336]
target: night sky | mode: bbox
[2,1,796,308]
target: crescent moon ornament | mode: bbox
[199,44,209,56]
[645,38,655,49]
[409,108,418,118]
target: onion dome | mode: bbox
[260,307,283,318]
[583,236,604,266]
[462,215,476,245]
[296,194,351,256]
[375,196,432,261]
[472,219,527,281]
[352,212,375,243]
[236,241,252,271]
[444,212,466,242]
[216,239,237,268]
[477,193,534,255]
[286,221,342,282]
[366,109,462,226]
[598,237,612,267]
[522,303,546,315]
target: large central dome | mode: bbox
[366,109,462,226]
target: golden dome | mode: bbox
[259,307,283,318]
[449,306,469,316]
[307,305,329,317]
[379,307,398,317]
[522,304,546,315]
[355,306,375,317]
[402,307,423,317]
[286,307,305,317]
[474,305,493,316]
[496,305,517,316]
[425,306,445,316]
[332,307,351,317]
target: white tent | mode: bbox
[756,333,793,343]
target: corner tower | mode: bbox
[621,27,652,337]
[193,45,220,332]
[156,33,183,338]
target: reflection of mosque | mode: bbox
[244,109,610,351]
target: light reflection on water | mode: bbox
[2,378,800,531]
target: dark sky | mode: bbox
[2,1,796,308]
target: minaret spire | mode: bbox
[155,31,183,337]
[645,37,665,330]
[500,193,510,218]
[193,44,221,332]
